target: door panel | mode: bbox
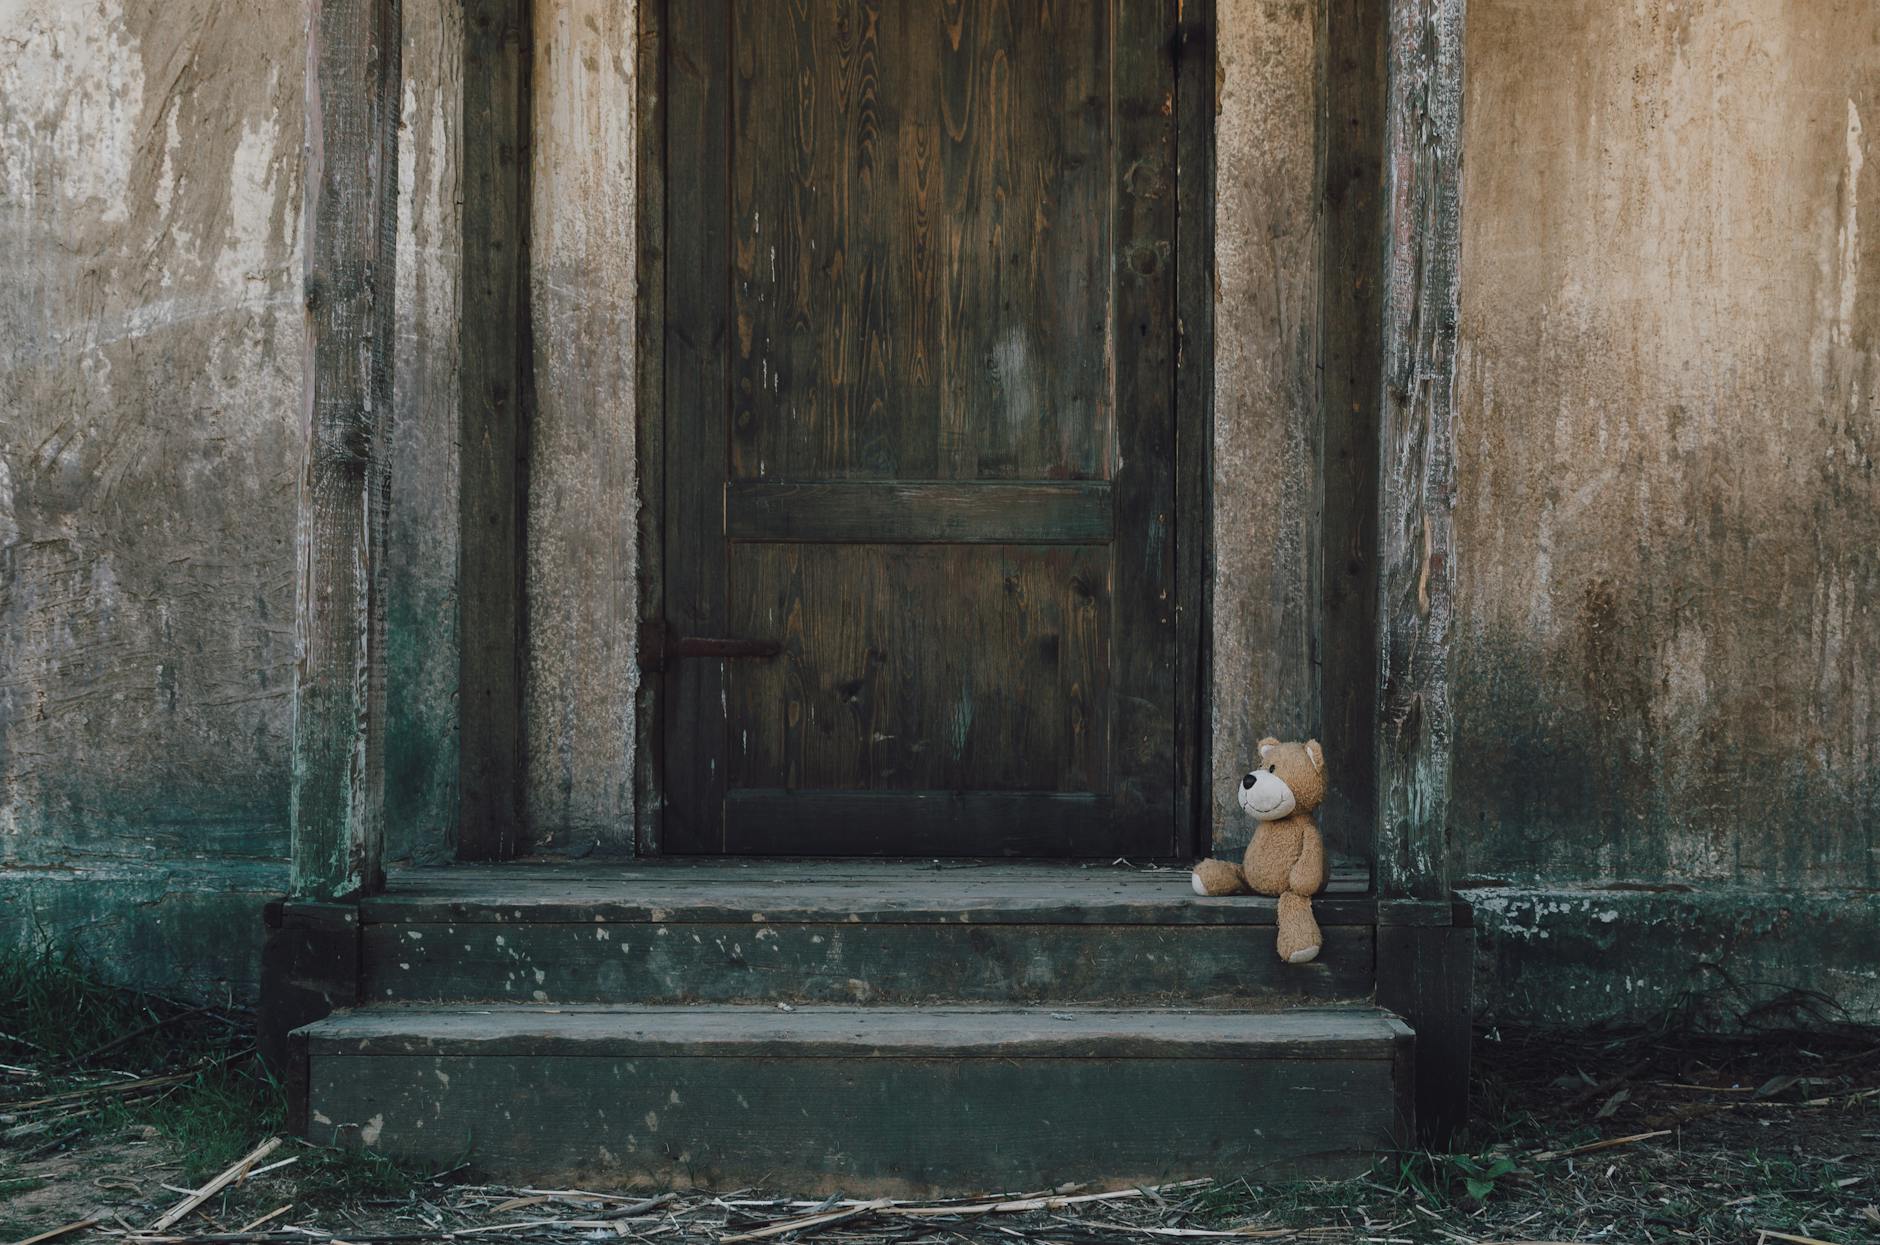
[664,0,1178,856]
[727,542,1111,793]
[728,0,1113,482]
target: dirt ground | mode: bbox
[3,1023,1877,1245]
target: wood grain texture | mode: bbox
[726,544,1111,795]
[1317,0,1386,867]
[632,0,667,855]
[661,0,733,853]
[1374,0,1464,899]
[385,0,464,866]
[1173,2,1217,859]
[292,0,400,897]
[524,0,640,851]
[727,482,1113,544]
[664,3,1183,856]
[727,1,1112,483]
[1206,0,1320,854]
[723,791,1127,857]
[457,0,529,863]
[1109,0,1180,851]
[363,919,1376,1006]
[307,1046,1399,1188]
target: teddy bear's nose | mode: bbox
[1242,774,1257,789]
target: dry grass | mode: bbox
[4,951,1877,1245]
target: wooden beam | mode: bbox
[457,0,530,861]
[1318,0,1386,868]
[1173,1,1217,858]
[292,0,402,898]
[1376,903,1475,1146]
[632,0,667,855]
[1374,0,1465,900]
[726,482,1115,545]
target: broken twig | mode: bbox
[148,1137,283,1232]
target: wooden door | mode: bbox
[662,0,1181,856]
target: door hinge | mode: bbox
[637,620,783,674]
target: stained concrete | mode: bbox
[1209,0,1322,852]
[1453,0,1879,891]
[1469,886,1880,1031]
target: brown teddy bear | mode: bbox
[1190,737,1327,964]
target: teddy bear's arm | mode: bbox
[1287,824,1327,896]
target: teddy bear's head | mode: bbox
[1236,737,1326,821]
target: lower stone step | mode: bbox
[296,1003,1412,1193]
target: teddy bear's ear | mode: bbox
[1258,737,1280,758]
[1305,739,1324,772]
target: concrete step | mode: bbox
[296,1002,1412,1192]
[359,861,1377,1006]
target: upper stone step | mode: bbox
[360,860,1376,1007]
[297,1002,1411,1191]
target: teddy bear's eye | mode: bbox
[1266,764,1276,773]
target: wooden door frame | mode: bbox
[629,0,1218,859]
[283,0,1463,887]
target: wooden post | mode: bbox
[458,0,530,860]
[1376,899,1474,1146]
[1371,0,1471,1149]
[632,0,667,854]
[1374,0,1464,902]
[1318,0,1386,868]
[291,0,402,898]
[1173,2,1218,857]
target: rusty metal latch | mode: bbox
[637,620,782,673]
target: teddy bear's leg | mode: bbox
[1275,891,1323,964]
[1190,858,1249,896]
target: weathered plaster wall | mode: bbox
[1,1,462,992]
[1455,1,1879,1021]
[523,0,640,851]
[1209,0,1321,853]
[0,0,306,867]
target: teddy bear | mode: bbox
[1190,737,1327,964]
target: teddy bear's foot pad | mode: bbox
[299,1003,1413,1191]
